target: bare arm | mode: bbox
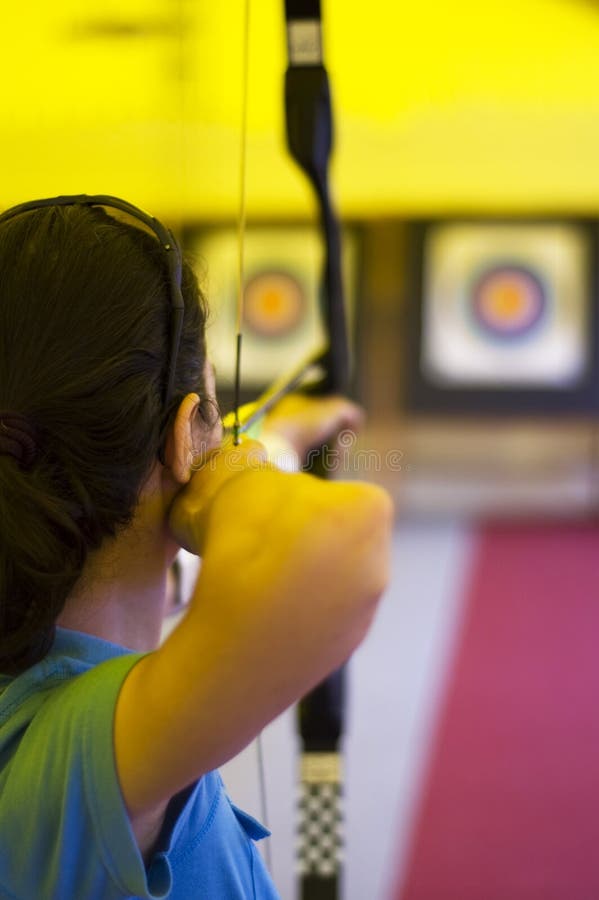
[114,446,393,824]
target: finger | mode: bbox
[326,396,365,429]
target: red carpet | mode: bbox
[395,525,599,900]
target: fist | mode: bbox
[167,438,269,555]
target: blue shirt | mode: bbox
[0,628,280,899]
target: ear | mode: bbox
[162,393,201,485]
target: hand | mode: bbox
[261,394,364,466]
[167,438,269,555]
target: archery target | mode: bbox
[189,226,356,389]
[421,224,590,388]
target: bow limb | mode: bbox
[284,0,348,396]
[223,0,348,441]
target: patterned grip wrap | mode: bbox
[296,752,343,890]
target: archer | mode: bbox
[0,199,392,898]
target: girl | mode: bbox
[0,198,392,899]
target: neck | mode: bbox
[58,522,174,653]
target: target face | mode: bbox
[243,270,306,337]
[421,223,590,388]
[191,226,357,390]
[471,264,547,340]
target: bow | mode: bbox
[223,3,349,896]
[284,5,349,899]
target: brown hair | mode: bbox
[0,203,208,674]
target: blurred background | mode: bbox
[5,0,599,897]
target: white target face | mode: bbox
[421,223,590,388]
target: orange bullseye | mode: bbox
[243,270,305,337]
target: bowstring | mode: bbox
[235,0,272,872]
[233,0,251,447]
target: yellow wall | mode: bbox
[2,0,599,219]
